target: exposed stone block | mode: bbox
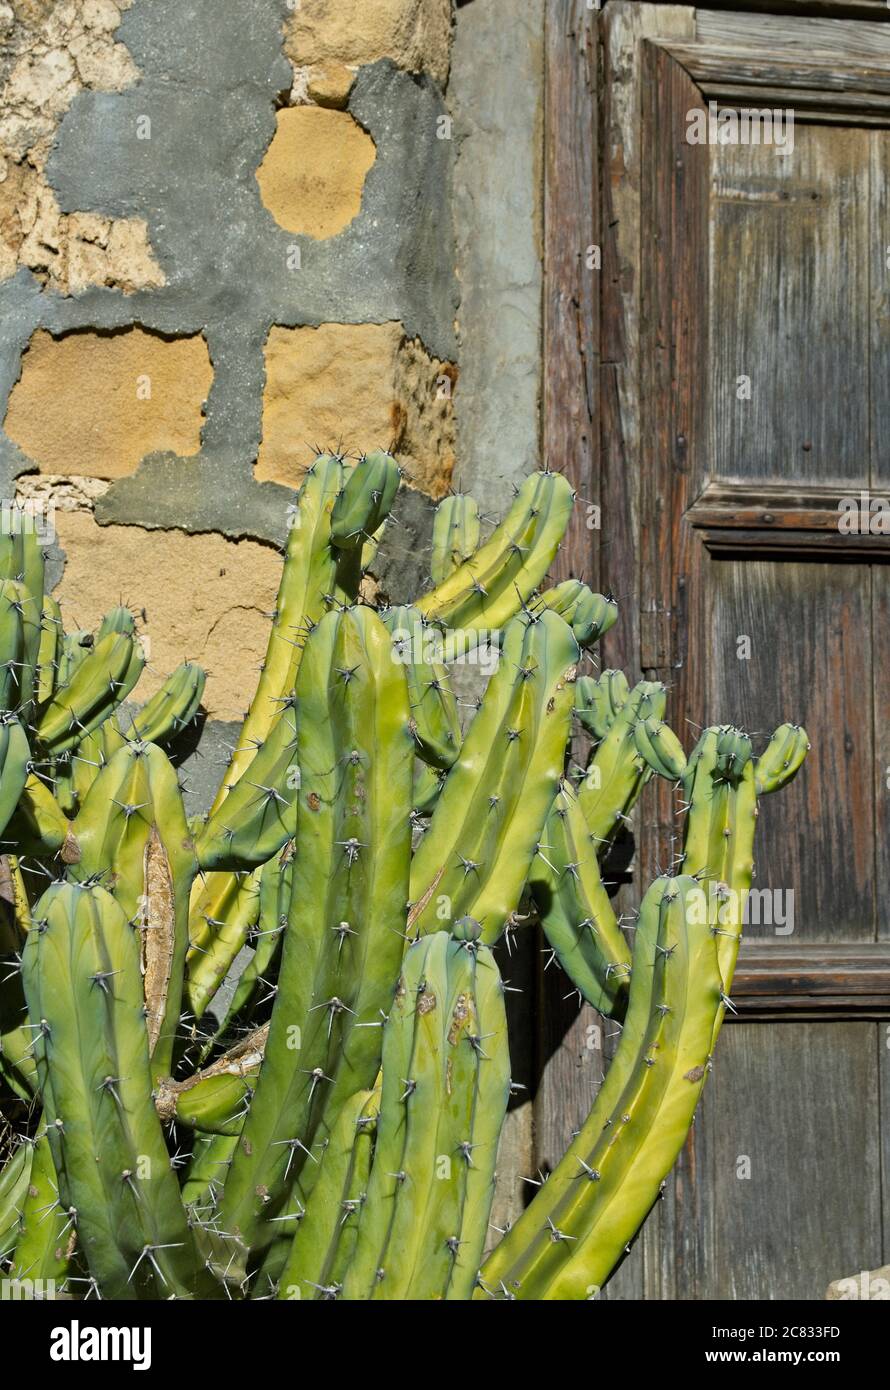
[255,106,376,240]
[256,320,456,498]
[284,0,453,90]
[4,326,213,477]
[52,510,281,722]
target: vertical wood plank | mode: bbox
[535,0,603,1180]
[542,0,599,582]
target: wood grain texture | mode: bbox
[709,126,870,489]
[543,0,598,579]
[697,6,890,54]
[578,2,890,1300]
[712,559,875,941]
[534,0,602,1186]
[684,1022,883,1300]
[690,0,890,17]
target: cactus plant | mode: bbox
[0,457,808,1300]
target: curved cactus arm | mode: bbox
[186,868,263,1022]
[155,1024,268,1137]
[531,784,632,1017]
[35,629,138,755]
[575,680,666,855]
[0,578,33,712]
[21,882,213,1298]
[342,929,510,1301]
[34,595,62,710]
[532,582,618,648]
[204,845,292,1040]
[678,726,757,996]
[217,606,413,1275]
[71,740,198,1080]
[0,715,31,841]
[0,1139,32,1262]
[5,771,78,863]
[9,1124,72,1292]
[383,606,462,770]
[634,716,688,782]
[480,874,722,1299]
[755,722,810,795]
[209,455,350,814]
[430,493,481,585]
[416,470,574,636]
[278,1084,378,1300]
[0,519,45,716]
[330,449,400,548]
[194,702,299,873]
[409,611,579,944]
[573,669,630,742]
[125,662,206,745]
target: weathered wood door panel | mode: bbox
[539,3,890,1300]
[631,27,890,1297]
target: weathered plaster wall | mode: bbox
[0,0,545,814]
[451,0,544,512]
[0,0,464,792]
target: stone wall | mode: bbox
[0,0,544,808]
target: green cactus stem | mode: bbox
[430,494,482,585]
[408,611,579,945]
[479,873,723,1299]
[217,605,413,1273]
[416,470,574,636]
[22,881,214,1299]
[342,927,510,1301]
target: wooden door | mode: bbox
[538,3,890,1300]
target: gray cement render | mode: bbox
[0,0,458,546]
[0,0,547,812]
[450,0,544,513]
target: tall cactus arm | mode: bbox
[574,669,630,743]
[755,722,810,796]
[382,605,462,770]
[678,726,756,996]
[9,1125,72,1292]
[479,874,722,1300]
[409,611,579,944]
[330,450,400,547]
[342,928,510,1301]
[125,662,206,744]
[430,494,481,585]
[209,454,344,813]
[21,882,213,1298]
[217,606,413,1273]
[71,740,197,1081]
[531,784,632,1017]
[416,470,574,635]
[278,1085,378,1300]
[34,595,62,710]
[0,715,31,840]
[575,680,665,855]
[0,579,33,712]
[532,582,618,648]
